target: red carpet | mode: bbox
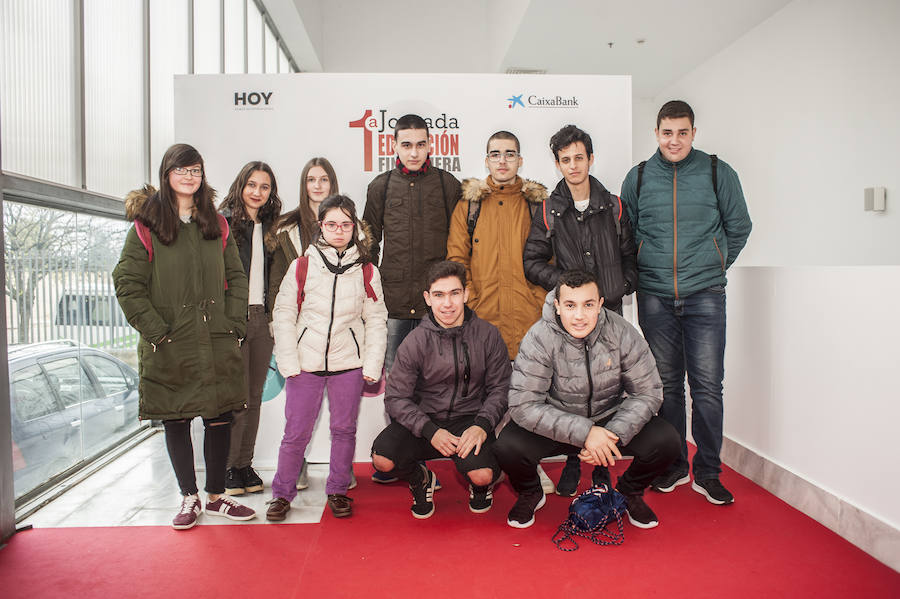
[2,459,898,598]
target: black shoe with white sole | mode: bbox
[650,469,690,493]
[692,478,734,505]
[507,489,546,529]
[409,465,437,519]
[621,492,659,529]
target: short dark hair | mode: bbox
[312,194,373,264]
[555,269,602,300]
[425,260,466,292]
[657,100,695,128]
[486,130,520,153]
[394,114,429,141]
[549,125,593,161]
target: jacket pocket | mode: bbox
[349,328,361,359]
[712,237,725,271]
[297,327,308,346]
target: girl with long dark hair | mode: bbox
[113,143,255,529]
[218,161,282,496]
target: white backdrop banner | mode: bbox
[175,73,631,465]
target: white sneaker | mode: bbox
[296,459,309,490]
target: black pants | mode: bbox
[371,415,500,485]
[164,412,233,496]
[493,416,679,496]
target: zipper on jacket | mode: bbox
[349,328,361,359]
[297,327,307,346]
[461,341,471,399]
[447,336,460,419]
[672,166,679,299]
[713,237,725,271]
[584,342,594,419]
[323,259,341,371]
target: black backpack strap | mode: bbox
[710,154,719,201]
[465,199,481,257]
[636,161,647,199]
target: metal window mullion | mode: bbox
[219,0,225,73]
[243,0,248,73]
[188,0,195,75]
[76,0,86,190]
[143,0,151,182]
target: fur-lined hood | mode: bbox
[460,177,547,206]
[124,184,156,221]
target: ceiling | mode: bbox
[266,0,792,98]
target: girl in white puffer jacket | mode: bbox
[268,195,387,519]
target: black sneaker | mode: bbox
[409,465,436,519]
[468,484,493,514]
[556,457,581,497]
[506,488,546,529]
[224,467,245,496]
[692,478,735,505]
[621,492,659,529]
[242,466,264,494]
[591,465,611,488]
[650,469,690,493]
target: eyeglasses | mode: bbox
[173,167,203,177]
[321,221,354,232]
[487,150,519,162]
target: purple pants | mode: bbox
[271,369,364,500]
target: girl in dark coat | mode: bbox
[113,143,256,530]
[218,162,282,496]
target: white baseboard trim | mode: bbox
[721,436,899,572]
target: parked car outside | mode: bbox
[8,341,141,500]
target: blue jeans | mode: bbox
[637,286,726,481]
[384,318,420,374]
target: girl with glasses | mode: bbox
[217,162,283,497]
[266,195,387,520]
[113,143,255,530]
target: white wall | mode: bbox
[641,0,900,530]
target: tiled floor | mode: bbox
[20,431,328,528]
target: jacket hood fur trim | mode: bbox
[124,184,156,221]
[460,177,547,206]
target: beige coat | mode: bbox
[272,241,388,380]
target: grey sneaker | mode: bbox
[537,464,556,495]
[172,494,202,530]
[297,459,309,490]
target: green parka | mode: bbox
[112,186,249,421]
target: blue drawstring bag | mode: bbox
[552,483,627,551]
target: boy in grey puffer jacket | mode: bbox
[494,269,679,530]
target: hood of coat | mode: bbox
[419,305,475,339]
[307,238,362,268]
[461,177,548,206]
[540,288,606,347]
[124,184,156,222]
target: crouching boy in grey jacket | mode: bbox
[494,269,679,529]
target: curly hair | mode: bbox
[219,161,283,251]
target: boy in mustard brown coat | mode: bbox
[446,131,547,361]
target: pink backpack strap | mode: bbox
[217,213,230,250]
[362,263,378,302]
[134,221,153,262]
[295,256,310,309]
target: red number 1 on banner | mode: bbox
[348,110,373,172]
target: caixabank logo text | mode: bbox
[349,109,463,173]
[507,93,579,109]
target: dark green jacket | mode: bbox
[621,148,752,298]
[113,187,249,421]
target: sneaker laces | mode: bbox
[179,495,198,514]
[469,484,493,500]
